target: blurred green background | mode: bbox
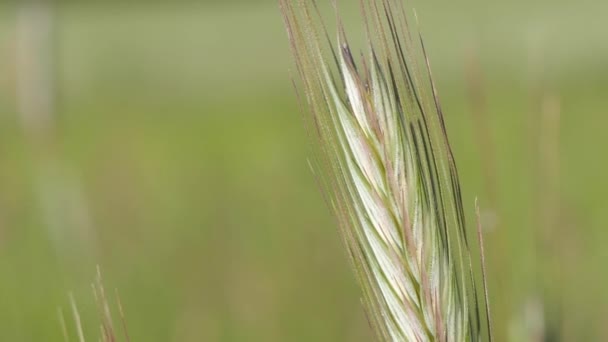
[0,0,606,340]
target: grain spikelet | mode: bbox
[279,0,491,340]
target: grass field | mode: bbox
[0,1,607,340]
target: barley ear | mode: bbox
[280,0,492,341]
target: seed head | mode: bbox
[280,0,491,341]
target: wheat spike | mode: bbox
[280,0,491,341]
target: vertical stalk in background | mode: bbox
[280,0,492,340]
[14,1,96,257]
[465,49,498,213]
[527,44,565,341]
[15,1,55,137]
[464,48,509,341]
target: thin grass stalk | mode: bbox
[69,293,86,342]
[280,0,491,341]
[62,268,129,342]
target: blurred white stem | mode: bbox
[15,2,96,255]
[15,1,55,136]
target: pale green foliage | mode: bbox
[280,0,490,341]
